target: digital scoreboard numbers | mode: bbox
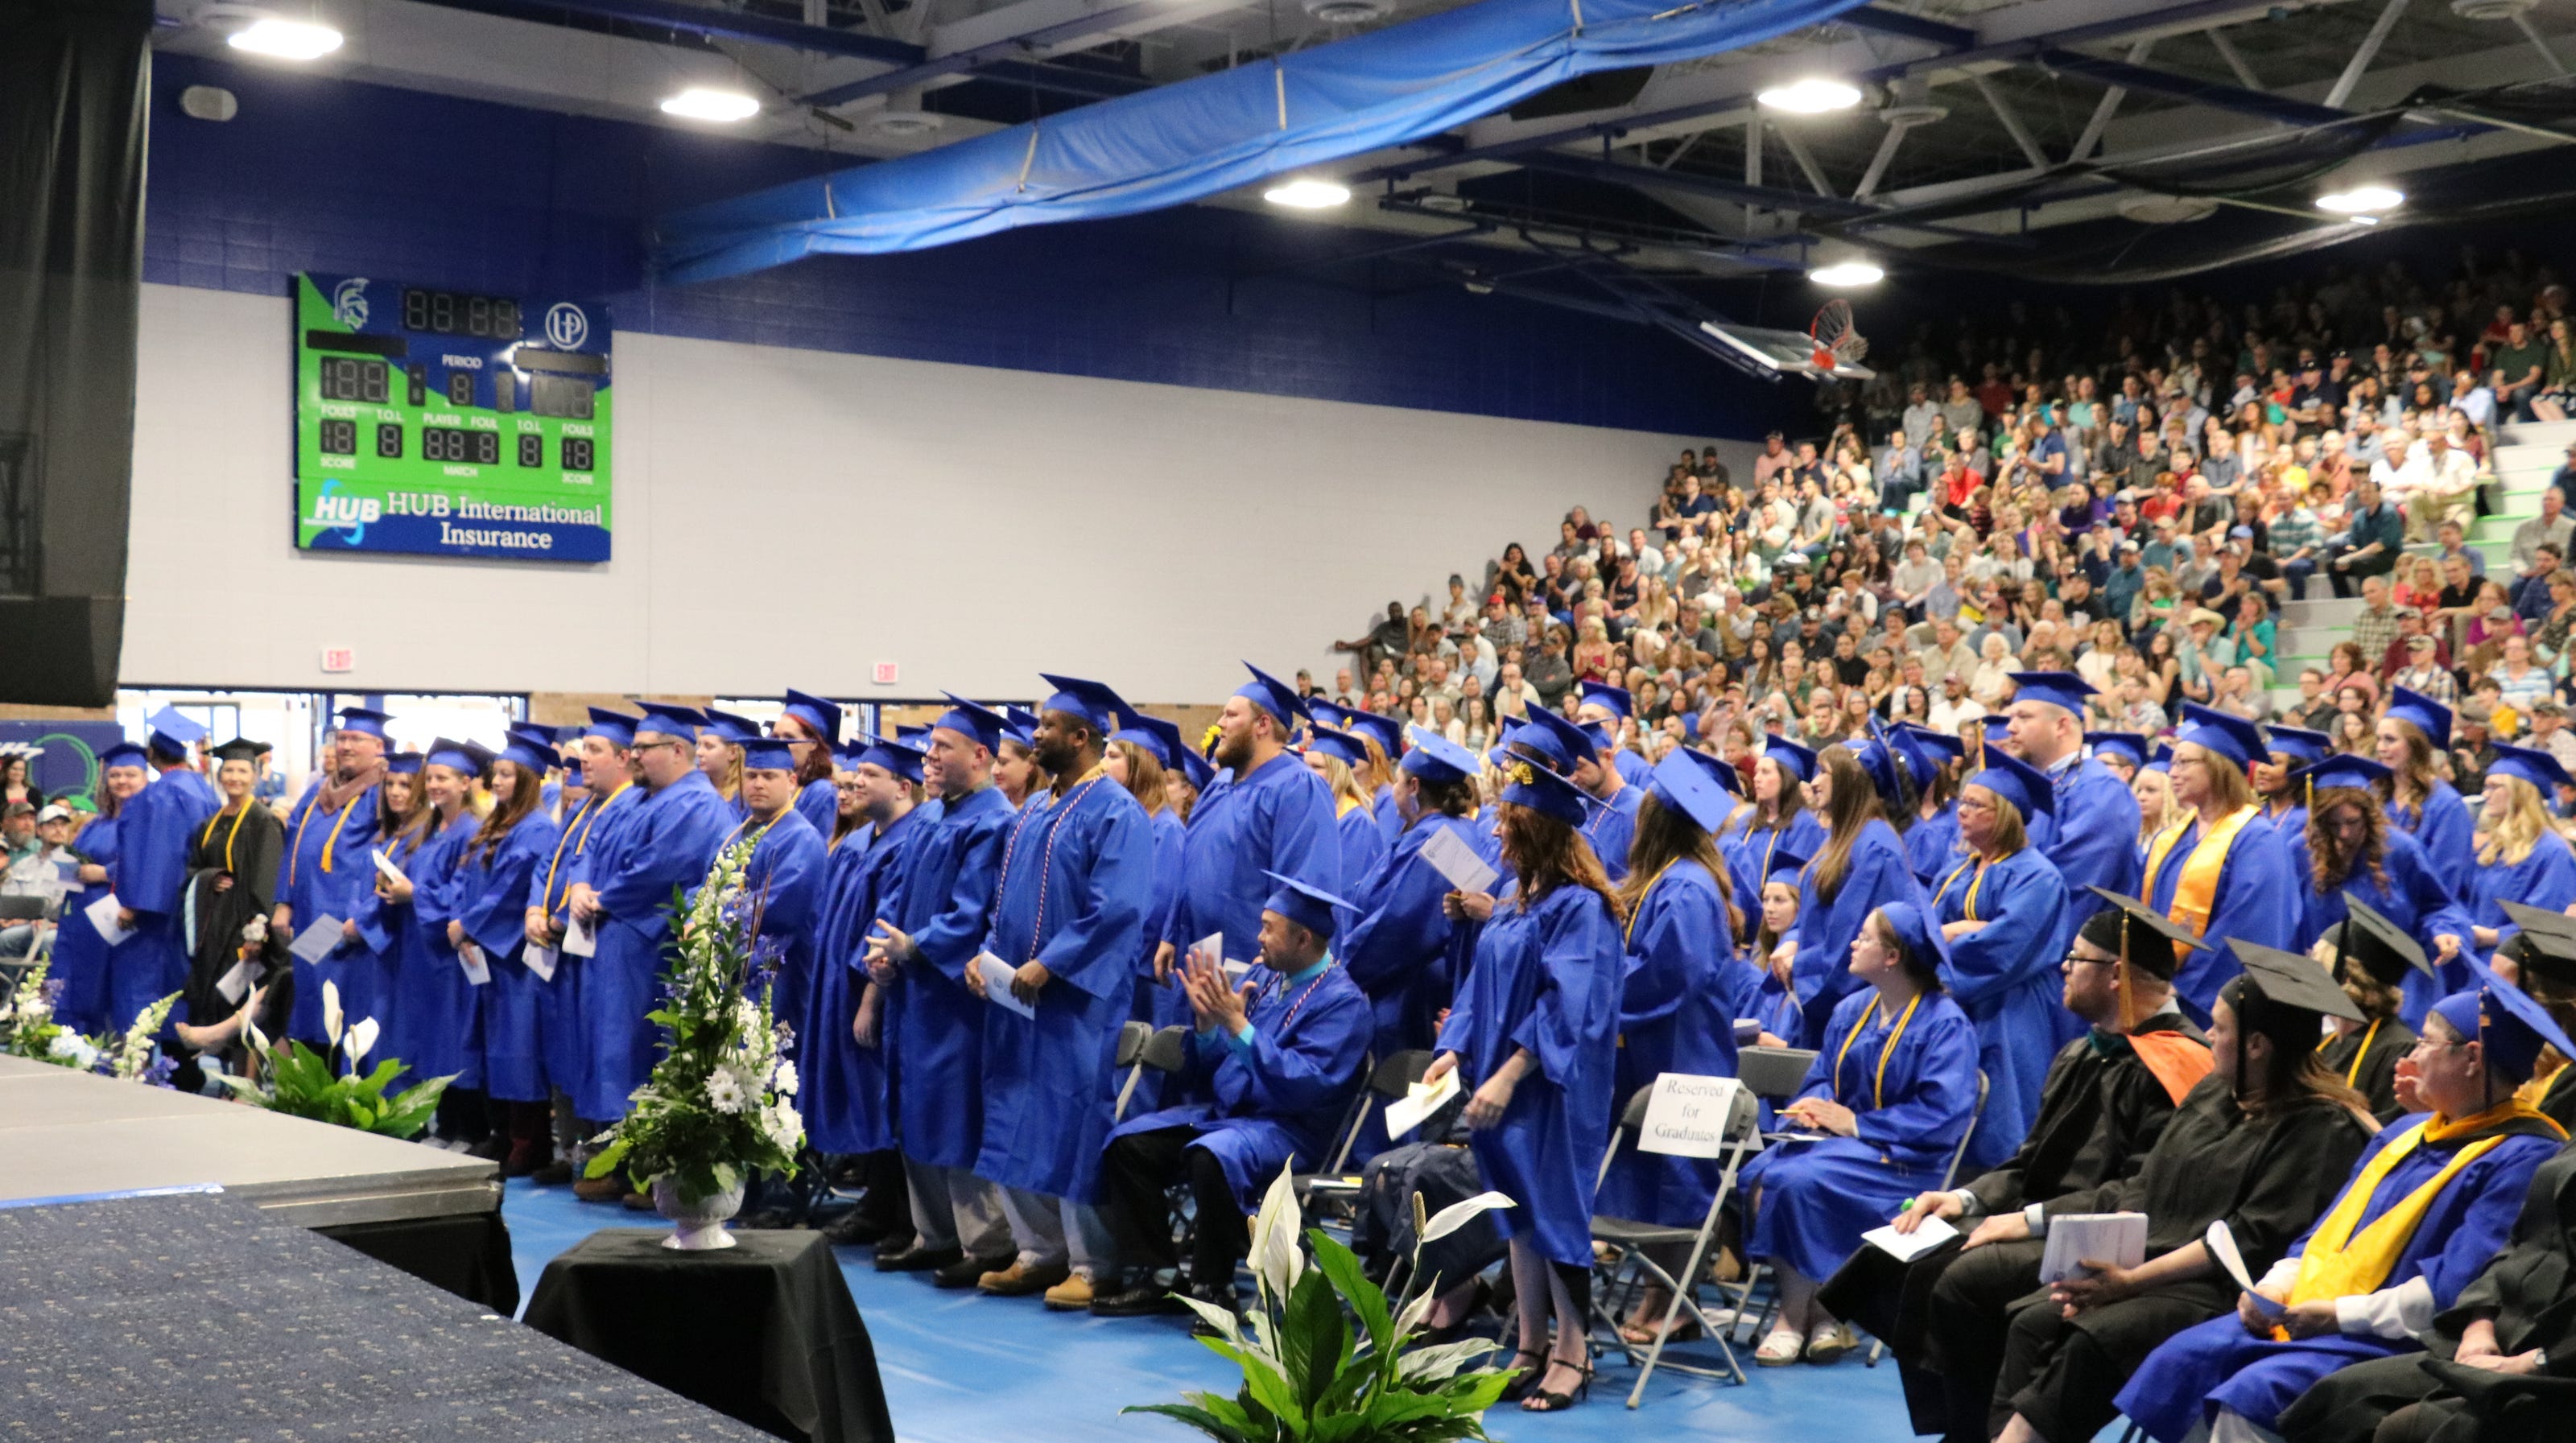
[292,274,613,561]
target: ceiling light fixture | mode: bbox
[2314,184,2404,214]
[1264,176,1351,209]
[1809,261,1884,287]
[660,88,762,122]
[226,16,343,59]
[1757,77,1863,114]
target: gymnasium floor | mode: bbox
[497,1179,1922,1443]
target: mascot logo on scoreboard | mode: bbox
[544,302,589,351]
[331,277,370,331]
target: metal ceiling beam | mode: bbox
[2323,0,2409,109]
[398,0,920,64]
[798,0,1205,107]
[2206,27,2261,89]
[2036,47,2352,126]
[2066,39,2151,162]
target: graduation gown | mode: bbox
[2119,1110,2563,1442]
[1725,810,1826,942]
[2292,827,2475,1026]
[279,777,384,1031]
[2318,1016,2421,1123]
[455,812,564,1102]
[1931,846,2074,1172]
[383,810,479,1088]
[1331,802,1389,913]
[2467,837,2576,952]
[885,786,1014,1171]
[2143,809,2300,1025]
[2268,801,2310,860]
[180,802,286,1028]
[1741,984,1979,1284]
[1373,781,1402,847]
[47,817,119,1036]
[2028,757,2145,966]
[728,809,826,1052]
[1337,813,1502,1062]
[1597,858,1744,1227]
[2388,781,2475,901]
[576,769,732,1122]
[1906,802,1962,887]
[803,808,921,1156]
[1579,783,1641,881]
[793,777,838,847]
[975,769,1153,1201]
[1435,881,1624,1267]
[349,824,424,1058]
[1130,807,1190,1028]
[105,768,220,1039]
[1104,959,1371,1207]
[1163,749,1340,966]
[526,782,634,1111]
[1791,818,1930,1047]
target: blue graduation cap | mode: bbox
[1110,707,1182,769]
[1896,724,1965,765]
[551,724,585,746]
[147,707,207,756]
[1680,711,1702,740]
[1305,726,1369,769]
[1765,737,1818,784]
[2173,703,2264,769]
[2146,743,2174,774]
[894,724,932,744]
[2006,671,2095,717]
[1578,680,1633,719]
[499,728,558,773]
[933,693,1008,752]
[1882,728,1939,792]
[1841,736,1909,809]
[1500,757,1592,827]
[334,707,394,740]
[2385,685,2454,750]
[384,751,423,776]
[1648,751,1733,834]
[782,689,842,745]
[2086,731,2150,769]
[853,733,926,784]
[1677,748,1743,797]
[1765,844,1810,887]
[1399,726,1481,785]
[633,703,706,743]
[1510,708,1596,773]
[1037,674,1128,735]
[1261,869,1360,938]
[561,753,585,781]
[998,706,1038,748]
[1967,748,2057,821]
[97,741,147,771]
[423,737,489,775]
[2434,962,2576,1083]
[1979,713,2013,739]
[1879,900,1954,973]
[2263,725,2332,766]
[1175,744,1216,792]
[700,708,761,744]
[2486,741,2575,797]
[2289,753,2392,793]
[1236,663,1309,728]
[584,707,638,747]
[1338,708,1404,760]
[741,735,798,771]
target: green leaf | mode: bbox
[1304,1230,1392,1361]
[585,1139,632,1179]
[1118,1402,1258,1443]
[1393,1339,1498,1385]
[1236,1350,1303,1438]
[1280,1267,1349,1416]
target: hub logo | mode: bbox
[544,302,589,350]
[309,490,381,530]
[332,277,371,330]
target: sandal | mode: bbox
[1804,1321,1860,1364]
[1617,1311,1704,1346]
[1754,1327,1805,1367]
[1496,1348,1548,1404]
[1521,1349,1594,1412]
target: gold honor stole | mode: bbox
[2140,803,2260,969]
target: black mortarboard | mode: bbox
[2228,938,2367,1023]
[2080,886,2201,979]
[2331,894,2434,988]
[209,738,272,764]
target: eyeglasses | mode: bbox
[2062,950,2119,970]
[631,738,685,753]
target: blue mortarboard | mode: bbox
[1765,737,1818,784]
[1841,736,1909,808]
[1765,844,1810,886]
[1235,663,1310,728]
[1577,680,1633,719]
[97,742,148,770]
[1261,868,1359,938]
[932,693,1007,752]
[1878,900,1954,974]
[895,724,931,744]
[1176,744,1216,791]
[1967,748,2057,821]
[2263,725,2332,765]
[1897,724,1965,764]
[1107,706,1175,767]
[2385,686,2454,750]
[2005,671,2095,717]
[1305,726,1369,769]
[423,736,488,775]
[2486,741,2575,796]
[633,703,706,742]
[1882,727,1938,792]
[147,707,208,755]
[2434,962,2576,1084]
[853,733,926,783]
[1399,725,1481,785]
[334,707,393,740]
[2086,731,2150,769]
[2174,703,2264,769]
[1340,708,1405,759]
[551,724,585,746]
[1308,699,1353,729]
[1500,757,1592,827]
[741,735,798,771]
[1510,708,1596,773]
[999,706,1038,748]
[1979,714,2013,739]
[2146,744,2173,774]
[561,753,585,780]
[2289,753,2392,793]
[584,707,638,747]
[1677,748,1743,797]
[698,708,760,744]
[1038,674,1128,735]
[1648,751,1733,834]
[384,751,423,776]
[781,689,842,745]
[499,728,558,773]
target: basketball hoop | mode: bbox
[1810,299,1868,374]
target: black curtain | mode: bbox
[0,0,149,707]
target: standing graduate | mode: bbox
[2119,965,2568,1443]
[1160,665,1339,984]
[968,675,1153,1308]
[1316,704,1406,848]
[2375,687,2477,901]
[48,743,147,1037]
[1896,724,1966,887]
[380,740,485,1130]
[452,729,564,1173]
[2085,732,2150,786]
[1742,901,1979,1367]
[276,707,391,1042]
[1568,715,1642,882]
[2000,673,2144,989]
[2458,744,2576,958]
[2142,705,2302,1023]
[694,709,749,820]
[346,752,425,1062]
[1723,739,1827,940]
[2287,755,2475,1023]
[1790,736,1930,1046]
[104,712,220,1041]
[179,740,287,1051]
[726,733,828,1069]
[808,735,926,1247]
[1335,727,1500,1065]
[777,689,847,840]
[523,708,637,1185]
[1302,725,1390,897]
[1931,748,2074,1172]
[2316,901,2434,1123]
[1104,711,1190,1027]
[1425,760,1626,1412]
[1575,679,1656,789]
[2256,724,2334,856]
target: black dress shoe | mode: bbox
[1089,1284,1187,1318]
[527,1158,576,1188]
[464,1135,510,1162]
[935,1253,1013,1289]
[821,1210,894,1247]
[873,1242,962,1273]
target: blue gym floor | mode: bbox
[497,1178,1920,1443]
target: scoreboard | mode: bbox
[292,274,613,561]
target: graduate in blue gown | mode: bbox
[1575,679,1655,790]
[1741,901,1979,1365]
[1895,724,1964,886]
[1302,725,1391,900]
[779,689,848,841]
[452,730,564,1169]
[382,740,485,1107]
[1930,749,2072,1173]
[2285,755,2476,1025]
[972,676,1154,1292]
[2255,724,2331,858]
[2140,706,2301,1024]
[1998,674,2141,1005]
[524,710,638,1147]
[1790,736,1930,1047]
[348,752,424,1052]
[49,744,146,1037]
[1106,711,1192,1029]
[564,705,733,1128]
[2458,743,2576,961]
[724,734,828,1059]
[696,709,758,823]
[105,715,221,1041]
[2376,686,2477,900]
[2083,732,2149,788]
[806,736,924,1163]
[1427,760,1624,1412]
[1748,847,1814,1048]
[1335,728,1500,1065]
[279,707,394,1045]
[1312,702,1404,849]
[1162,665,1340,975]
[2116,967,2570,1443]
[1720,739,1827,943]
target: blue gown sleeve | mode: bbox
[2413,785,2475,899]
[795,778,838,842]
[1339,833,1458,995]
[1505,891,1622,1085]
[1271,769,1348,901]
[1939,852,2067,1010]
[1851,1006,1979,1155]
[2048,769,2145,901]
[750,824,824,942]
[462,818,558,956]
[2202,820,2298,953]
[414,818,482,930]
[118,788,206,920]
[912,809,1007,971]
[1337,807,1389,897]
[2475,839,2576,943]
[1618,873,1727,1033]
[1030,802,1154,1002]
[1228,983,1372,1115]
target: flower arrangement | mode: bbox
[0,958,179,1086]
[1126,1166,1521,1443]
[584,836,802,1210]
[220,979,449,1136]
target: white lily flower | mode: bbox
[322,979,345,1045]
[1419,1190,1515,1247]
[1248,1162,1303,1301]
[344,1017,380,1068]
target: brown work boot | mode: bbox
[571,1173,625,1203]
[1042,1272,1095,1311]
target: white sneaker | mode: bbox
[1754,1328,1804,1367]
[1805,1321,1858,1364]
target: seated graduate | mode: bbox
[2317,899,2436,1123]
[1337,728,1503,1064]
[2286,754,2475,1025]
[1741,901,1979,1368]
[1930,748,2074,1173]
[1953,942,2379,1443]
[1093,872,1369,1319]
[1791,736,1932,1047]
[1818,888,2214,1443]
[2491,902,2576,1130]
[2122,964,2570,1443]
[2455,744,2576,962]
[1748,845,1813,1048]
[2141,706,2303,1024]
[2374,687,2476,901]
[2087,732,2150,789]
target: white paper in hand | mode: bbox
[524,944,558,983]
[2039,1211,2148,1284]
[2206,1220,2286,1317]
[1382,1069,1462,1139]
[1418,826,1499,895]
[371,847,411,888]
[1864,1214,1959,1263]
[217,958,257,1005]
[456,941,492,986]
[85,892,133,946]
[288,915,345,964]
[975,951,1037,1019]
[562,915,597,958]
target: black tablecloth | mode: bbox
[319,1208,520,1314]
[523,1229,894,1443]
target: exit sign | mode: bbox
[320,646,356,674]
[872,662,899,685]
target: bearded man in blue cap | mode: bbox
[1157,664,1339,987]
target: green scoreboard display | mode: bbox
[292,273,613,561]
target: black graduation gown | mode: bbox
[2536,1065,2576,1136]
[2281,1140,2576,1443]
[180,803,287,1027]
[2317,1016,2419,1124]
[1818,1013,2208,1437]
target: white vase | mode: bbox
[653,1176,745,1251]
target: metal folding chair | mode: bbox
[1587,1078,1761,1404]
[1110,1020,1153,1122]
[1298,1049,1430,1206]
